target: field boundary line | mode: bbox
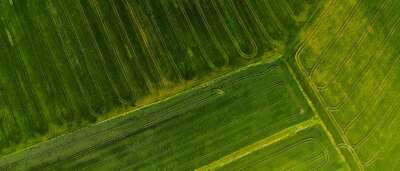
[283,60,345,155]
[283,59,360,170]
[195,117,319,171]
[0,59,283,165]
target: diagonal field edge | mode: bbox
[195,116,320,171]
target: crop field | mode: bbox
[290,0,400,170]
[0,62,348,170]
[0,0,318,155]
[211,125,346,171]
[0,0,398,170]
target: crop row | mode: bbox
[0,0,316,155]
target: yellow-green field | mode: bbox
[289,0,400,170]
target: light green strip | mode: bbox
[283,60,352,170]
[195,117,320,171]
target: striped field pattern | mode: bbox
[2,0,399,170]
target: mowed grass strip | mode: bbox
[196,117,319,170]
[0,0,320,155]
[289,0,400,170]
[210,124,349,171]
[0,61,313,170]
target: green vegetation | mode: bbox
[0,62,329,170]
[1,0,399,170]
[289,0,400,170]
[214,125,347,171]
[0,0,317,155]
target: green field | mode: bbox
[0,0,319,155]
[0,61,351,170]
[1,0,399,170]
[214,125,347,171]
[0,61,328,170]
[289,0,400,170]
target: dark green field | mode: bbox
[0,0,318,155]
[1,61,338,170]
[1,0,399,170]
